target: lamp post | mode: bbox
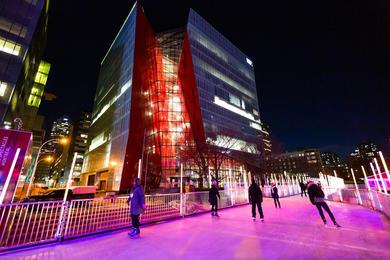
[26,138,68,197]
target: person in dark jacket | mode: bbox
[271,183,281,208]
[209,180,220,217]
[307,180,340,227]
[248,178,264,221]
[127,178,146,238]
[299,181,307,197]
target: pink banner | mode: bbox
[0,128,32,204]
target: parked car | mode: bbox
[22,186,96,202]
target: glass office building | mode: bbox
[0,0,50,129]
[82,3,263,192]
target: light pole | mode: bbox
[26,138,68,197]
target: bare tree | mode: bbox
[179,142,208,188]
[206,134,238,187]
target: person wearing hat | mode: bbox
[271,182,281,208]
[249,178,264,221]
[307,180,341,227]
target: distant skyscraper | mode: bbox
[82,3,263,192]
[49,116,73,186]
[0,0,50,129]
[349,142,379,179]
[67,112,91,180]
[321,152,341,166]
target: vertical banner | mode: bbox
[0,128,32,204]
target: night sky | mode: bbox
[41,0,390,159]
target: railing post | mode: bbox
[56,201,69,242]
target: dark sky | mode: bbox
[41,0,390,158]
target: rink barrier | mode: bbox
[324,188,390,219]
[0,184,302,252]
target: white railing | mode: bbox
[1,186,304,252]
[0,201,63,250]
[262,184,301,197]
[324,188,390,219]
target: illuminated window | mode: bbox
[0,37,21,56]
[27,84,44,107]
[229,93,241,107]
[0,82,7,96]
[34,61,51,85]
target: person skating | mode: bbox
[209,179,220,217]
[299,181,307,197]
[127,177,146,238]
[249,178,264,221]
[271,182,281,208]
[307,180,341,227]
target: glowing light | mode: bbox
[246,57,253,66]
[379,151,390,191]
[361,165,370,191]
[350,168,362,205]
[0,82,7,96]
[374,158,388,194]
[214,96,260,123]
[0,37,21,56]
[369,163,381,192]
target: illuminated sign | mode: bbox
[0,129,32,204]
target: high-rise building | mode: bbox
[49,116,73,186]
[266,149,323,177]
[67,111,91,181]
[0,0,50,129]
[321,152,341,166]
[82,3,263,192]
[348,142,379,179]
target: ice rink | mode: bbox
[2,195,390,259]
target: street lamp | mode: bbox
[26,137,68,197]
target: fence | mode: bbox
[0,184,302,252]
[324,188,390,219]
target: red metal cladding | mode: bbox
[178,33,206,151]
[120,7,160,191]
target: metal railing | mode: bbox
[0,201,63,249]
[324,188,390,219]
[262,184,301,197]
[0,185,303,252]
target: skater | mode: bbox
[271,182,281,208]
[209,179,220,217]
[299,181,307,197]
[127,177,146,238]
[249,178,264,221]
[307,180,341,227]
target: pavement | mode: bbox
[2,195,390,260]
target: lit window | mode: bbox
[34,60,51,85]
[229,93,241,107]
[246,58,253,66]
[0,82,7,96]
[0,37,21,56]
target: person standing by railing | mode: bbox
[209,179,220,217]
[127,178,146,238]
[271,183,281,208]
[299,181,307,197]
[249,178,264,221]
[307,180,341,228]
